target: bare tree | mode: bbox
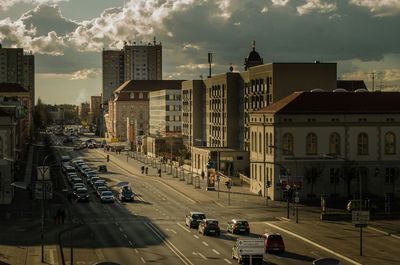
[304,165,325,196]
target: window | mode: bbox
[306,133,318,155]
[282,133,294,155]
[0,137,3,158]
[139,92,143,99]
[129,92,135,99]
[329,168,339,184]
[385,132,396,154]
[329,133,341,155]
[385,168,395,184]
[259,132,262,153]
[357,133,368,155]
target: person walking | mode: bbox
[141,166,145,174]
[145,167,148,175]
[158,169,161,178]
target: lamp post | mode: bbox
[40,154,52,263]
[269,145,294,219]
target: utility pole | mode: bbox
[370,72,376,91]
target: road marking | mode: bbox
[214,201,225,207]
[49,248,55,265]
[145,222,194,265]
[264,222,362,265]
[177,223,191,233]
[128,241,133,246]
[134,249,139,254]
[224,258,232,264]
[141,257,146,263]
[197,252,207,260]
[123,233,128,238]
[194,235,199,239]
[119,227,123,232]
[212,249,220,255]
[311,251,322,258]
[202,241,208,246]
[170,229,177,234]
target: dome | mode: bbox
[247,49,261,62]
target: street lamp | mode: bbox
[324,153,364,256]
[40,154,52,263]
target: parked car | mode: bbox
[227,219,250,235]
[198,219,220,236]
[98,165,107,173]
[312,258,342,265]
[96,186,109,197]
[100,190,114,203]
[262,233,285,253]
[185,211,206,228]
[118,185,134,202]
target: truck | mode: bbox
[232,238,264,264]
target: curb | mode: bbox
[368,226,400,240]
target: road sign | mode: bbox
[37,166,50,180]
[352,210,370,225]
[295,196,300,203]
[286,184,291,190]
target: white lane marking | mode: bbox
[177,223,191,233]
[145,222,194,265]
[154,179,197,204]
[141,257,146,263]
[49,248,55,265]
[212,249,220,255]
[134,249,139,254]
[170,229,177,234]
[224,258,232,264]
[197,252,207,260]
[202,241,208,246]
[119,227,123,232]
[115,222,119,226]
[123,233,128,238]
[311,251,322,258]
[194,235,199,239]
[264,222,361,265]
[128,241,133,246]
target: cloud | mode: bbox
[261,6,268,13]
[38,68,101,80]
[0,0,68,11]
[297,0,337,15]
[183,43,200,50]
[349,0,400,16]
[177,63,212,70]
[271,0,290,6]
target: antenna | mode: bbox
[208,53,212,78]
[369,72,376,91]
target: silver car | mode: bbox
[100,190,114,203]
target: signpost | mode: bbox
[352,210,370,227]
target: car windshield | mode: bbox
[268,235,283,241]
[77,189,87,194]
[236,221,248,226]
[102,191,112,196]
[206,220,218,226]
[193,214,205,220]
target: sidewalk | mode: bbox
[100,149,400,236]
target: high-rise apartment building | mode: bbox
[102,39,162,104]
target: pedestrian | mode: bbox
[141,166,145,174]
[145,167,148,175]
[201,171,205,180]
[158,169,161,178]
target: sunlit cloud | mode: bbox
[38,68,101,80]
[0,0,68,11]
[297,0,337,15]
[271,0,290,6]
[349,0,400,16]
[183,43,200,51]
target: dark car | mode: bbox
[73,188,90,202]
[263,233,285,253]
[198,219,220,236]
[185,212,206,228]
[98,165,108,173]
[118,186,134,202]
[227,219,250,234]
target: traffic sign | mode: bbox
[37,166,50,180]
[34,181,53,199]
[352,210,370,226]
[286,184,291,190]
[295,196,300,203]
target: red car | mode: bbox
[262,233,285,253]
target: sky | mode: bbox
[1,0,400,105]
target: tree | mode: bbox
[339,160,358,199]
[304,165,324,196]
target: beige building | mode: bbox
[249,91,400,201]
[105,80,183,141]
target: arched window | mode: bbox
[329,133,341,155]
[129,92,135,99]
[385,132,396,154]
[357,133,369,155]
[265,133,269,154]
[282,133,294,155]
[306,133,318,155]
[254,132,257,153]
[259,132,262,153]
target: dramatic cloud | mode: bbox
[271,0,290,6]
[349,0,400,16]
[38,68,101,80]
[183,43,200,51]
[297,0,337,15]
[0,0,68,11]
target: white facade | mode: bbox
[149,89,182,136]
[249,92,400,201]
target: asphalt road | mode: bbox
[47,134,353,265]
